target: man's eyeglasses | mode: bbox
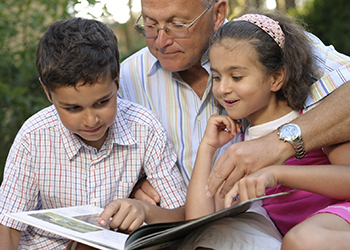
[133,0,218,39]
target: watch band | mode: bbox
[278,123,306,160]
[292,140,306,160]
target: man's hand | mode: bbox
[129,177,160,206]
[206,131,294,198]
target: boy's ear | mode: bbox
[213,0,227,32]
[39,78,53,103]
[270,66,286,92]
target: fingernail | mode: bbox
[99,219,106,225]
[206,191,212,198]
[205,185,208,191]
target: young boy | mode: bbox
[0,18,186,249]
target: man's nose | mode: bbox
[156,28,174,48]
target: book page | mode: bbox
[7,205,129,250]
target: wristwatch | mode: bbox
[278,123,306,160]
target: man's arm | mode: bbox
[0,225,22,250]
[129,177,160,206]
[206,81,350,197]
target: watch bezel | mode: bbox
[278,123,306,160]
[278,123,302,143]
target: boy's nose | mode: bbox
[83,109,99,127]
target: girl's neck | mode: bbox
[247,100,293,127]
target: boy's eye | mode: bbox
[96,99,110,106]
[65,106,81,112]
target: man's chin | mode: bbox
[158,59,188,73]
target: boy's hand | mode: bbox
[201,115,241,150]
[224,166,277,208]
[129,177,160,206]
[66,240,98,250]
[98,199,146,232]
[0,225,22,250]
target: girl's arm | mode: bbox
[185,142,217,220]
[225,141,350,207]
[186,115,240,220]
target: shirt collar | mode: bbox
[112,100,137,146]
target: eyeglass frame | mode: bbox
[133,0,218,39]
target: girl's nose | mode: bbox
[217,79,233,95]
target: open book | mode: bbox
[7,191,293,250]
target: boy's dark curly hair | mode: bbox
[36,17,119,93]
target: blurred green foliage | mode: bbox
[297,0,350,55]
[0,0,79,183]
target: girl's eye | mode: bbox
[212,76,221,82]
[232,76,242,81]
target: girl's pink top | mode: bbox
[263,149,341,235]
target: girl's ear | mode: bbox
[270,66,286,92]
[39,78,53,103]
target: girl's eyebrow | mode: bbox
[210,65,248,72]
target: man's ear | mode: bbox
[213,0,227,32]
[270,66,286,92]
[39,78,53,103]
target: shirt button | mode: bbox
[197,115,202,121]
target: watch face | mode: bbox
[279,124,302,142]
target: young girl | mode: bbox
[185,13,350,250]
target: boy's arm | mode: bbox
[141,203,185,224]
[0,225,22,250]
[98,199,185,232]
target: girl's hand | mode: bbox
[98,198,146,232]
[202,115,241,150]
[224,166,277,208]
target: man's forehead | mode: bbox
[141,0,204,9]
[141,0,205,19]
